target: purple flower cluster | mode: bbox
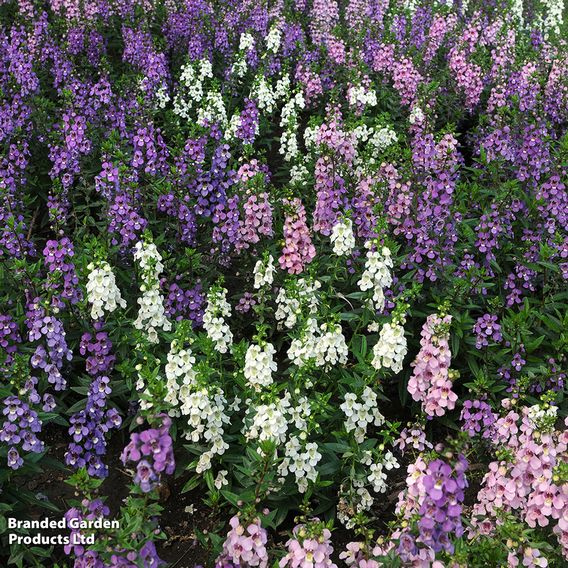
[473,314,503,349]
[396,454,468,561]
[0,140,35,259]
[163,281,205,327]
[235,98,259,144]
[48,110,92,192]
[418,456,468,553]
[121,415,175,493]
[0,396,44,469]
[313,155,346,236]
[26,297,72,391]
[189,143,234,219]
[64,499,111,559]
[65,374,121,477]
[65,499,165,568]
[235,292,257,314]
[394,423,432,455]
[66,329,121,477]
[0,314,22,367]
[79,329,116,376]
[42,238,82,308]
[212,195,242,254]
[108,193,148,250]
[157,193,197,246]
[460,399,497,439]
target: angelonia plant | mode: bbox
[0,0,567,567]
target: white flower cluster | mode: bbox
[352,124,398,172]
[253,255,275,289]
[541,0,564,38]
[409,105,425,125]
[511,0,524,25]
[163,340,230,473]
[239,32,255,52]
[164,340,197,411]
[215,470,229,489]
[347,84,377,108]
[244,342,277,391]
[358,243,393,311]
[197,91,227,126]
[370,126,398,153]
[203,287,233,353]
[303,125,319,150]
[288,318,318,366]
[527,404,557,432]
[135,371,154,412]
[274,75,291,100]
[288,396,311,430]
[278,436,322,493]
[231,33,255,78]
[279,92,305,161]
[337,482,374,529]
[330,218,356,256]
[245,395,290,445]
[224,114,240,141]
[371,321,407,374]
[253,76,276,113]
[86,260,126,320]
[368,462,387,494]
[289,164,309,185]
[155,84,170,109]
[274,289,301,329]
[366,451,399,494]
[315,322,349,367]
[265,26,282,53]
[340,387,385,443]
[185,389,230,473]
[251,74,290,114]
[173,59,214,118]
[288,319,348,369]
[133,241,171,343]
[275,278,321,329]
[403,0,418,14]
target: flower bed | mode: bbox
[0,0,567,567]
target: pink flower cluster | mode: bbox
[217,515,269,568]
[394,423,433,455]
[448,46,483,111]
[471,405,568,560]
[316,119,356,165]
[371,42,395,74]
[392,57,422,106]
[508,546,549,568]
[279,521,337,568]
[407,314,457,417]
[279,198,316,274]
[309,0,338,46]
[371,44,422,106]
[238,192,273,250]
[424,14,457,64]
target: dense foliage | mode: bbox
[0,0,567,566]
